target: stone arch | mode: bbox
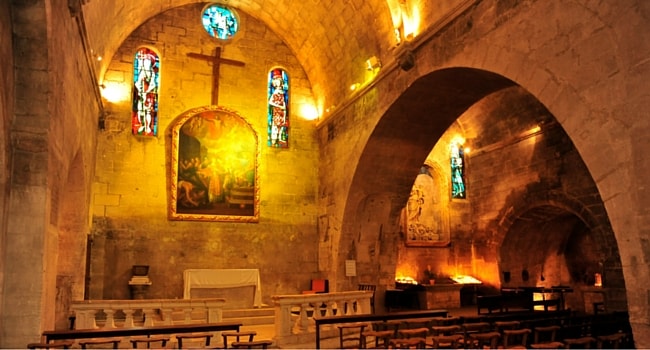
[442,3,648,338]
[496,192,624,312]
[338,67,516,289]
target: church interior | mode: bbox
[1,0,650,348]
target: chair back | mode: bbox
[358,284,377,313]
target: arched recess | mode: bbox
[55,150,90,330]
[336,67,516,290]
[335,66,625,316]
[497,193,625,313]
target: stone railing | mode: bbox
[271,291,373,346]
[70,298,226,329]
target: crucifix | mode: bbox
[187,47,245,106]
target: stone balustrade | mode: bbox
[70,298,226,329]
[271,291,373,346]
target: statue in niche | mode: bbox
[401,165,449,246]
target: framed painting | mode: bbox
[169,106,259,222]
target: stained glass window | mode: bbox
[451,142,466,199]
[202,4,239,40]
[267,68,289,148]
[131,47,160,136]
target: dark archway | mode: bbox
[337,68,516,301]
[498,194,626,313]
[338,67,624,316]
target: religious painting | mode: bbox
[267,68,289,148]
[131,47,160,136]
[170,106,259,222]
[201,4,239,40]
[401,165,451,247]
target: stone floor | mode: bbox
[239,306,481,349]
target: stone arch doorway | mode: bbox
[498,197,625,313]
[337,67,517,302]
[336,67,624,316]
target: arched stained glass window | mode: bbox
[131,47,160,136]
[451,142,466,199]
[202,4,239,40]
[267,68,289,148]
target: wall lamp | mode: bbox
[366,56,382,71]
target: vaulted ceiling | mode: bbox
[81,0,461,113]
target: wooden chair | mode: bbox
[361,321,398,349]
[530,325,564,349]
[176,333,213,348]
[494,320,520,348]
[460,322,491,348]
[430,316,461,326]
[562,336,596,349]
[389,327,429,349]
[428,334,464,349]
[502,328,531,349]
[428,324,463,349]
[27,341,74,349]
[358,284,377,313]
[78,338,121,349]
[230,340,273,349]
[222,331,257,349]
[467,331,500,349]
[130,336,170,349]
[596,332,629,349]
[338,322,368,349]
[430,325,461,336]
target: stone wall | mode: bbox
[2,0,100,346]
[90,4,320,302]
[317,0,641,319]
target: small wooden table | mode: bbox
[42,321,242,343]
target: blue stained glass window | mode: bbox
[202,4,238,40]
[132,47,160,136]
[267,68,289,148]
[451,143,466,199]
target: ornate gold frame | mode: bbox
[169,106,259,222]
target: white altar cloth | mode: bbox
[183,269,262,307]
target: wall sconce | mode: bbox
[349,83,360,91]
[398,50,415,71]
[366,56,381,71]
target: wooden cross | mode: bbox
[187,47,245,106]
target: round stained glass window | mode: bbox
[202,4,239,40]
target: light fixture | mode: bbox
[349,83,360,91]
[398,50,415,71]
[365,56,381,71]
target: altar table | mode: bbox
[183,269,262,307]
